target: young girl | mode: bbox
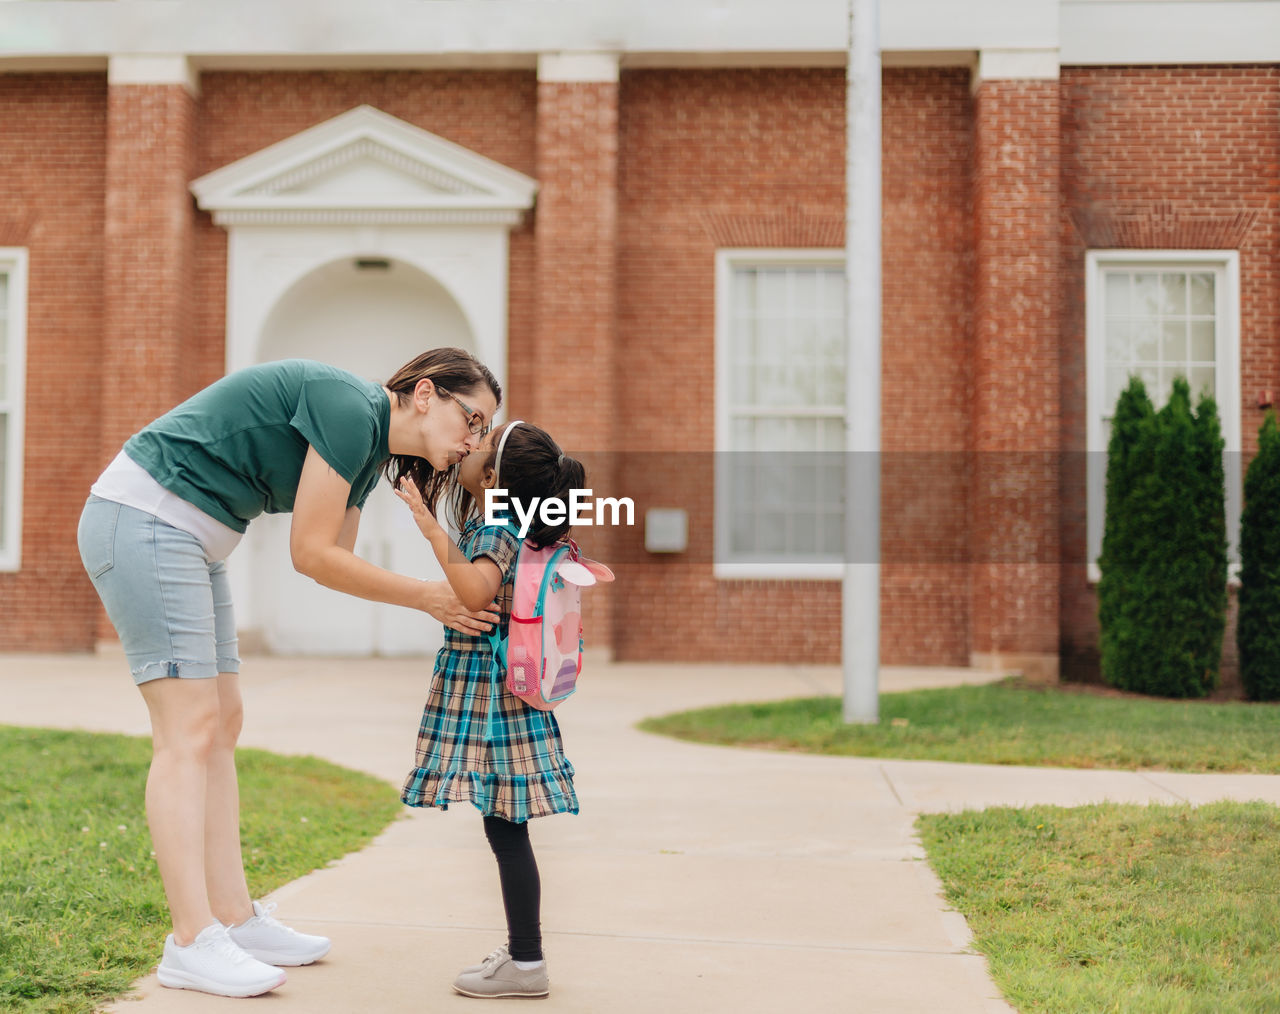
[393,420,585,1000]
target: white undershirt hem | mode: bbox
[91,451,244,562]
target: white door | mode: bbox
[246,255,475,656]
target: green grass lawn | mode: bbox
[919,802,1280,1013]
[0,725,402,1014]
[638,679,1280,772]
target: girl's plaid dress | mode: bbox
[401,516,578,823]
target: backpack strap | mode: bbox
[476,520,520,669]
[534,543,574,615]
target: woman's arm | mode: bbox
[392,476,504,612]
[290,446,499,633]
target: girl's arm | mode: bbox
[290,446,500,633]
[393,476,504,612]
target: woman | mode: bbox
[77,348,501,998]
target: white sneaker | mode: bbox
[157,922,287,997]
[226,900,331,966]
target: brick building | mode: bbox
[1,0,1277,679]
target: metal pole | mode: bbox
[843,0,881,724]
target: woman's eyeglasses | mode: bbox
[436,387,489,436]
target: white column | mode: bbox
[107,54,200,97]
[843,0,881,724]
[536,52,620,83]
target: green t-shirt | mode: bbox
[124,360,392,533]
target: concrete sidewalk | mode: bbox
[6,652,1280,1014]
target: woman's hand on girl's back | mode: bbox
[419,581,500,634]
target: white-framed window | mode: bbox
[714,249,845,580]
[1085,249,1241,581]
[0,249,26,571]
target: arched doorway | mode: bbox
[245,256,473,656]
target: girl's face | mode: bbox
[417,382,498,472]
[457,426,500,497]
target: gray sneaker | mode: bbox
[452,949,549,999]
[460,944,510,976]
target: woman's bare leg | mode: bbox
[205,673,254,927]
[139,677,221,946]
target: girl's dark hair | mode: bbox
[381,347,502,513]
[455,422,585,549]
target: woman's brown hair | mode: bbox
[381,347,502,512]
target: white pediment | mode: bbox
[191,105,537,226]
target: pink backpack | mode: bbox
[485,535,614,710]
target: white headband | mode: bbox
[493,420,523,490]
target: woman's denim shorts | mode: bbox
[77,495,241,684]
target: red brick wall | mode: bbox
[613,69,843,662]
[0,75,107,650]
[881,68,974,666]
[970,78,1062,668]
[102,85,198,464]
[1060,65,1280,684]
[613,68,975,663]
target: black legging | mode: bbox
[482,815,543,962]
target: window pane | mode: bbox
[1190,273,1215,315]
[791,269,818,310]
[791,511,817,553]
[819,416,845,454]
[1133,321,1159,363]
[731,453,754,507]
[730,363,754,405]
[820,316,845,403]
[1104,272,1130,315]
[820,512,843,556]
[1134,273,1160,315]
[730,500,755,555]
[754,417,791,453]
[1105,366,1128,414]
[730,311,756,362]
[817,267,845,318]
[733,269,757,316]
[1135,366,1159,402]
[759,460,790,510]
[1190,320,1215,362]
[1161,320,1187,361]
[1161,273,1187,315]
[793,316,818,361]
[757,512,788,554]
[1105,319,1130,362]
[817,458,843,505]
[1189,366,1215,401]
[820,363,845,405]
[755,321,793,406]
[757,269,788,308]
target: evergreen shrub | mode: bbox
[1098,377,1227,698]
[1239,412,1280,700]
